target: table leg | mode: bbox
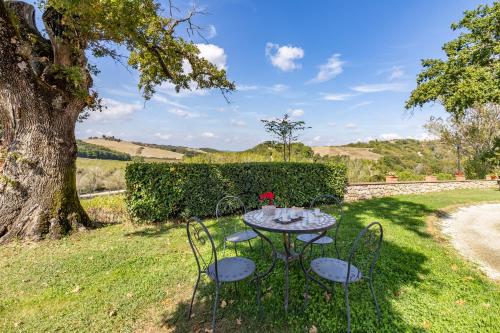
[283,232,291,313]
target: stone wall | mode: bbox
[345,180,498,202]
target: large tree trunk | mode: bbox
[0,0,91,243]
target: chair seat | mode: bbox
[297,233,334,245]
[207,257,256,282]
[311,258,362,283]
[226,230,258,243]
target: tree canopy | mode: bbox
[17,0,235,106]
[406,3,499,116]
[261,114,309,162]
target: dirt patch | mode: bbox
[440,204,500,281]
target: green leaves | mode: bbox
[125,161,348,222]
[38,0,234,100]
[406,3,500,116]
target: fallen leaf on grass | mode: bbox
[422,320,432,330]
[220,300,227,308]
[324,291,331,301]
[236,317,242,325]
[72,286,81,293]
[309,325,318,333]
[451,264,458,271]
[109,309,117,317]
[229,299,235,305]
[126,292,133,298]
[455,299,465,306]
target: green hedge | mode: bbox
[125,162,347,222]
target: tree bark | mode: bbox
[0,1,91,243]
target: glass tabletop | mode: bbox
[243,208,336,234]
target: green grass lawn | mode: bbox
[1,189,499,332]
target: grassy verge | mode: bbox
[0,189,499,332]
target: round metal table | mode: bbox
[243,208,336,312]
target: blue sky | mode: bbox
[75,0,492,150]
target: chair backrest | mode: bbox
[216,195,246,219]
[346,222,383,283]
[186,217,219,281]
[216,195,247,234]
[310,194,343,220]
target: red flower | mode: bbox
[259,192,275,205]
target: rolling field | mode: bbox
[84,139,184,160]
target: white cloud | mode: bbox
[195,43,227,70]
[167,108,199,119]
[155,132,172,140]
[238,84,259,91]
[89,98,142,121]
[380,133,401,140]
[230,119,247,127]
[345,122,357,129]
[322,93,352,101]
[312,135,321,142]
[201,132,217,138]
[288,108,304,117]
[410,132,438,141]
[309,54,344,83]
[157,82,209,97]
[349,101,372,110]
[152,95,188,109]
[268,84,289,92]
[351,82,408,93]
[207,25,217,39]
[388,66,404,81]
[328,122,336,127]
[265,42,304,71]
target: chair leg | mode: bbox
[344,283,351,333]
[223,239,227,257]
[321,244,325,257]
[188,273,201,320]
[234,242,238,256]
[369,277,381,324]
[212,282,220,333]
[334,239,340,259]
[248,239,253,251]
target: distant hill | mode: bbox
[77,140,131,161]
[312,146,382,160]
[343,139,456,174]
[84,138,184,160]
[130,142,205,157]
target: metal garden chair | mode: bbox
[300,222,383,333]
[186,217,275,333]
[216,195,259,256]
[295,194,344,257]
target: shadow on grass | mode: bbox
[157,197,436,332]
[123,223,182,238]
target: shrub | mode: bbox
[396,170,424,181]
[125,162,348,222]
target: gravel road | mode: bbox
[441,204,500,281]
